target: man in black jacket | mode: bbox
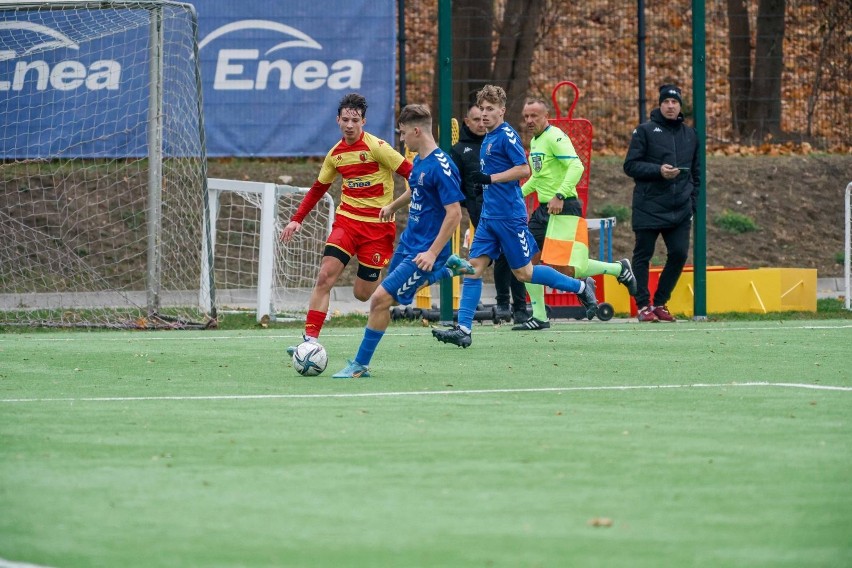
[451,102,528,323]
[623,84,699,322]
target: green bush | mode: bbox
[713,210,759,234]
[594,203,630,223]
[834,251,845,265]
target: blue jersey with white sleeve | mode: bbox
[399,148,464,254]
[480,121,529,220]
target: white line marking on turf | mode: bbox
[0,558,57,568]
[2,382,850,404]
[0,323,849,343]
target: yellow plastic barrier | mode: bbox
[602,267,817,316]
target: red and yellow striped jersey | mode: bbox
[318,132,412,222]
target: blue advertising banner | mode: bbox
[0,0,397,158]
[198,0,397,156]
[0,8,153,159]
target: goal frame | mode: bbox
[205,178,335,323]
[0,0,214,327]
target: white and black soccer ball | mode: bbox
[291,341,328,376]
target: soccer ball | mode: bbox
[291,341,328,376]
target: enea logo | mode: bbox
[198,19,362,91]
[0,21,120,92]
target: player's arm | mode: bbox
[281,154,336,242]
[280,179,332,242]
[380,183,412,222]
[414,202,462,272]
[472,164,530,185]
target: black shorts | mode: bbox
[528,197,583,248]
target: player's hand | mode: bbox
[414,250,437,272]
[471,171,492,185]
[660,164,679,180]
[379,205,395,222]
[280,221,301,242]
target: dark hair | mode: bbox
[398,103,432,127]
[338,93,367,118]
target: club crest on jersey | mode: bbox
[372,253,382,265]
[359,151,367,162]
[485,144,492,155]
[531,154,543,172]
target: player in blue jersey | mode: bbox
[332,104,474,378]
[432,85,598,349]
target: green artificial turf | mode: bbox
[1,321,850,567]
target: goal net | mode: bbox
[0,0,213,328]
[206,179,334,323]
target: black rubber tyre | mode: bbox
[597,302,615,321]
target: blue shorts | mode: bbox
[381,243,451,305]
[469,216,539,270]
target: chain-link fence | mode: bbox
[401,0,850,152]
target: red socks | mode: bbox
[304,310,327,340]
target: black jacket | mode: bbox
[623,108,700,230]
[450,123,485,226]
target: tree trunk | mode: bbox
[491,0,544,130]
[744,0,786,141]
[726,0,751,136]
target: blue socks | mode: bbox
[426,266,451,284]
[456,277,482,332]
[531,265,582,293]
[355,327,384,366]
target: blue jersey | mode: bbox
[480,122,529,220]
[399,148,464,254]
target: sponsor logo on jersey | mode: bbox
[347,178,372,189]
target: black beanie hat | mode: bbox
[659,84,683,105]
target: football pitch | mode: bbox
[2,321,851,567]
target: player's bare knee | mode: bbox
[353,288,374,302]
[369,291,392,312]
[513,265,534,282]
[314,270,338,292]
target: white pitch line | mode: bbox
[0,323,850,344]
[0,558,57,568]
[2,382,850,404]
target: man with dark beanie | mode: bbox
[623,84,700,322]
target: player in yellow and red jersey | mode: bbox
[281,93,413,350]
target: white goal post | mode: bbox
[205,178,335,323]
[0,0,213,328]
